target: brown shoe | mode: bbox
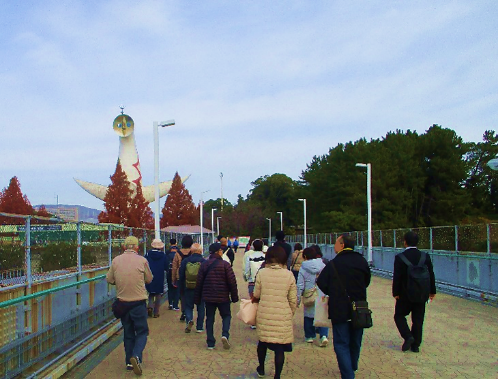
[147,308,153,318]
[153,313,160,318]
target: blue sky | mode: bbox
[1,1,497,211]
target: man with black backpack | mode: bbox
[393,231,436,353]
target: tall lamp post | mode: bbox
[200,190,209,254]
[154,119,175,240]
[266,218,272,245]
[356,163,372,265]
[211,208,217,243]
[277,211,283,231]
[220,172,224,211]
[298,199,307,248]
[217,216,222,236]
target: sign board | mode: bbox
[18,225,63,232]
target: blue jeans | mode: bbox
[332,322,364,379]
[304,316,329,339]
[248,283,255,297]
[121,302,149,365]
[205,302,231,347]
[167,275,179,309]
[184,289,205,330]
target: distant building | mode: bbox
[43,206,79,222]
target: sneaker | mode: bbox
[207,346,215,350]
[250,325,257,329]
[185,320,194,333]
[180,313,186,321]
[221,336,231,350]
[402,337,415,352]
[147,308,153,318]
[130,356,142,376]
[256,365,265,377]
[126,364,133,371]
[196,329,204,333]
[305,338,314,343]
[153,313,160,318]
[168,305,173,310]
[320,336,329,347]
[173,307,180,311]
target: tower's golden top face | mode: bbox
[113,114,134,137]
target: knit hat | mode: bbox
[124,236,139,247]
[209,242,222,254]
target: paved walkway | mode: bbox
[83,249,498,378]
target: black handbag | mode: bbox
[331,262,373,329]
[112,299,145,319]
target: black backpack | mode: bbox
[398,252,431,303]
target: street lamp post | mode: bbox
[298,199,307,248]
[154,119,175,240]
[266,218,272,245]
[200,190,209,254]
[211,208,217,243]
[277,211,283,231]
[356,163,372,265]
[217,216,222,236]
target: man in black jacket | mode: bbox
[317,234,371,379]
[194,243,239,350]
[393,231,436,353]
[273,231,292,269]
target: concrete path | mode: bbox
[83,249,498,378]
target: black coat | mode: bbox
[145,249,168,294]
[392,247,436,298]
[194,254,239,304]
[316,249,371,324]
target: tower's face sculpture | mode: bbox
[113,114,134,137]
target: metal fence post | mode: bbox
[77,222,82,275]
[143,229,147,255]
[108,225,112,267]
[380,230,383,247]
[430,227,433,252]
[393,229,396,249]
[25,216,32,288]
[454,225,458,253]
[486,224,490,255]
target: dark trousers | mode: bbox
[167,275,179,309]
[304,316,329,339]
[147,294,162,315]
[332,321,363,379]
[180,289,186,314]
[121,302,149,365]
[394,298,426,348]
[184,289,205,330]
[205,302,231,348]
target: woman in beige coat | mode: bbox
[252,246,297,379]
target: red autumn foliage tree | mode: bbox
[98,161,133,225]
[128,183,154,229]
[36,205,52,218]
[160,172,198,227]
[0,176,34,224]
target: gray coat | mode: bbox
[297,258,325,318]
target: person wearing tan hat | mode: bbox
[106,235,153,375]
[145,239,167,318]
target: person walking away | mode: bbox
[106,236,153,376]
[243,240,255,279]
[194,242,239,350]
[290,243,304,281]
[393,231,436,353]
[221,237,235,266]
[311,244,329,265]
[233,237,239,251]
[179,243,206,333]
[244,239,265,297]
[273,231,292,269]
[165,239,180,310]
[252,246,297,379]
[145,239,167,318]
[297,247,329,347]
[317,234,371,379]
[172,235,193,321]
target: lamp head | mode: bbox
[159,119,175,127]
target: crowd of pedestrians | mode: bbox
[106,230,436,378]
